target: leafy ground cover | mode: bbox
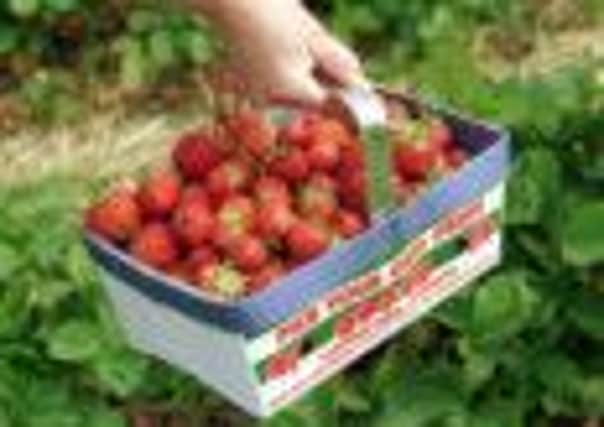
[1,1,603,426]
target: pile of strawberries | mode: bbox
[85,107,468,300]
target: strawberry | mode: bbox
[186,245,220,271]
[215,195,256,247]
[286,220,330,262]
[335,210,367,238]
[248,261,285,294]
[226,235,269,273]
[173,199,216,248]
[86,187,141,243]
[269,147,310,184]
[446,147,468,170]
[165,261,193,283]
[256,202,296,239]
[173,130,223,181]
[428,118,454,150]
[308,173,336,193]
[138,169,181,218]
[130,223,179,269]
[394,122,444,180]
[339,143,365,170]
[307,138,341,172]
[298,176,337,220]
[207,159,253,201]
[310,118,355,148]
[199,264,247,299]
[224,110,276,159]
[281,112,321,149]
[254,176,292,207]
[181,184,210,206]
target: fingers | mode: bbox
[304,15,363,86]
[267,67,328,108]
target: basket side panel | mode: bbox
[100,272,264,416]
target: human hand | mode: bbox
[196,0,363,107]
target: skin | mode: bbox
[190,0,363,106]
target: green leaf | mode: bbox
[0,243,20,281]
[186,30,213,64]
[9,0,39,18]
[91,349,149,398]
[471,271,539,341]
[47,321,103,362]
[0,408,11,427]
[0,27,19,55]
[373,380,465,427]
[28,279,75,310]
[567,292,604,340]
[562,201,604,267]
[535,353,583,397]
[44,0,78,12]
[505,148,561,226]
[127,9,162,33]
[119,37,148,88]
[581,376,604,411]
[332,379,372,413]
[149,30,177,68]
[86,407,127,427]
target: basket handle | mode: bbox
[333,83,395,219]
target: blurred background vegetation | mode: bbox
[0,1,603,426]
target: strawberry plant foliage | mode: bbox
[1,2,604,426]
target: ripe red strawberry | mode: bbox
[281,112,321,149]
[393,121,442,180]
[138,170,181,218]
[307,139,340,172]
[86,188,141,243]
[335,210,366,238]
[254,176,291,207]
[286,221,330,262]
[269,148,310,184]
[207,159,253,200]
[181,184,210,206]
[165,261,193,283]
[446,147,468,170]
[173,199,216,248]
[339,144,365,170]
[256,203,296,239]
[248,261,285,294]
[226,235,269,273]
[215,195,256,247]
[130,223,179,269]
[298,178,337,220]
[225,110,276,159]
[186,246,220,271]
[428,118,454,150]
[173,130,222,181]
[310,118,354,148]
